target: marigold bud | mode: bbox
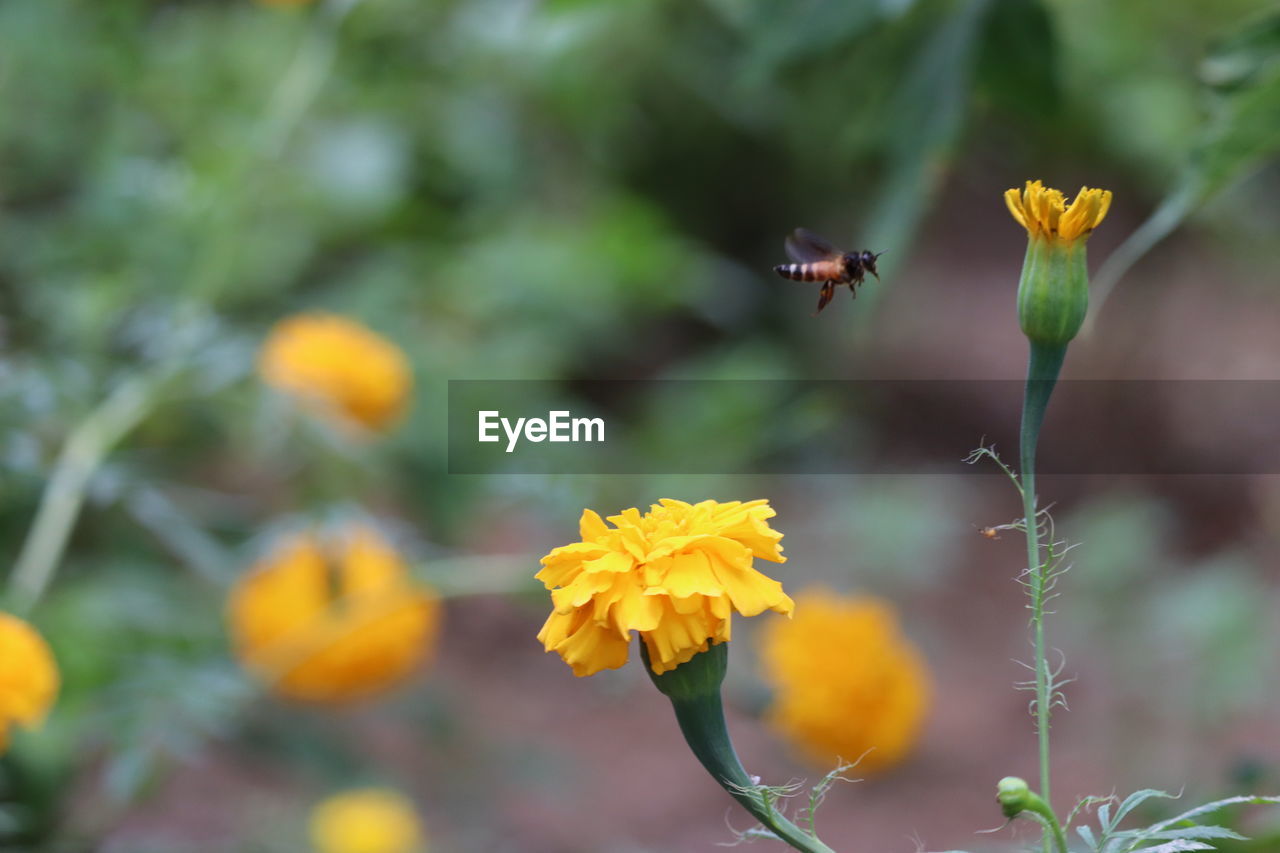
[997,775,1032,818]
[1005,181,1112,347]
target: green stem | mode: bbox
[670,693,835,853]
[647,644,835,853]
[7,376,159,614]
[1019,340,1066,848]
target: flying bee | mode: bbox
[773,227,883,314]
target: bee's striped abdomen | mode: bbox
[774,260,842,282]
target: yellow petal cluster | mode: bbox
[761,590,930,774]
[309,788,425,853]
[1004,180,1112,243]
[0,613,59,754]
[227,525,441,704]
[259,313,412,433]
[537,499,794,677]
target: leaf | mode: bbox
[735,0,902,79]
[1201,6,1280,93]
[1136,842,1214,853]
[1077,824,1100,851]
[1113,789,1180,829]
[976,0,1060,117]
[1138,826,1248,842]
[1088,7,1280,328]
[1146,796,1280,834]
[855,0,992,324]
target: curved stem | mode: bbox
[669,692,836,853]
[7,376,158,614]
[1019,340,1066,850]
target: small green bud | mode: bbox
[642,641,727,702]
[997,776,1032,818]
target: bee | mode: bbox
[774,227,883,314]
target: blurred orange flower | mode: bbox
[760,589,930,774]
[309,788,425,853]
[227,525,441,703]
[259,313,412,433]
[537,499,794,677]
[0,613,59,754]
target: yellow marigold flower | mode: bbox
[227,525,441,704]
[761,590,930,774]
[259,313,412,433]
[1004,180,1112,244]
[309,788,425,853]
[537,499,794,677]
[0,613,59,754]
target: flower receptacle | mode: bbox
[642,641,727,702]
[1017,238,1089,347]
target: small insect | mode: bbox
[773,227,883,314]
[978,526,1002,541]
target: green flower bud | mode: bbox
[1016,238,1089,346]
[997,776,1032,818]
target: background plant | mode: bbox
[0,0,1277,849]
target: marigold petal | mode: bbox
[553,615,630,677]
[579,509,609,541]
[657,550,724,599]
[612,578,664,635]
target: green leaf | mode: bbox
[855,0,992,325]
[1112,789,1180,830]
[1138,827,1249,842]
[1088,6,1280,328]
[976,0,1060,117]
[1146,796,1280,833]
[1136,842,1214,853]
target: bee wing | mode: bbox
[785,227,840,263]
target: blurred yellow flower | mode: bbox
[0,613,59,754]
[1004,180,1112,244]
[537,499,794,677]
[309,788,425,853]
[259,313,412,433]
[227,525,441,703]
[761,590,930,774]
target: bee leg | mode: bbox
[815,281,834,314]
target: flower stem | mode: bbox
[1019,339,1066,848]
[669,692,835,853]
[7,376,158,614]
[646,643,835,853]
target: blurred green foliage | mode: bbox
[0,0,1276,849]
